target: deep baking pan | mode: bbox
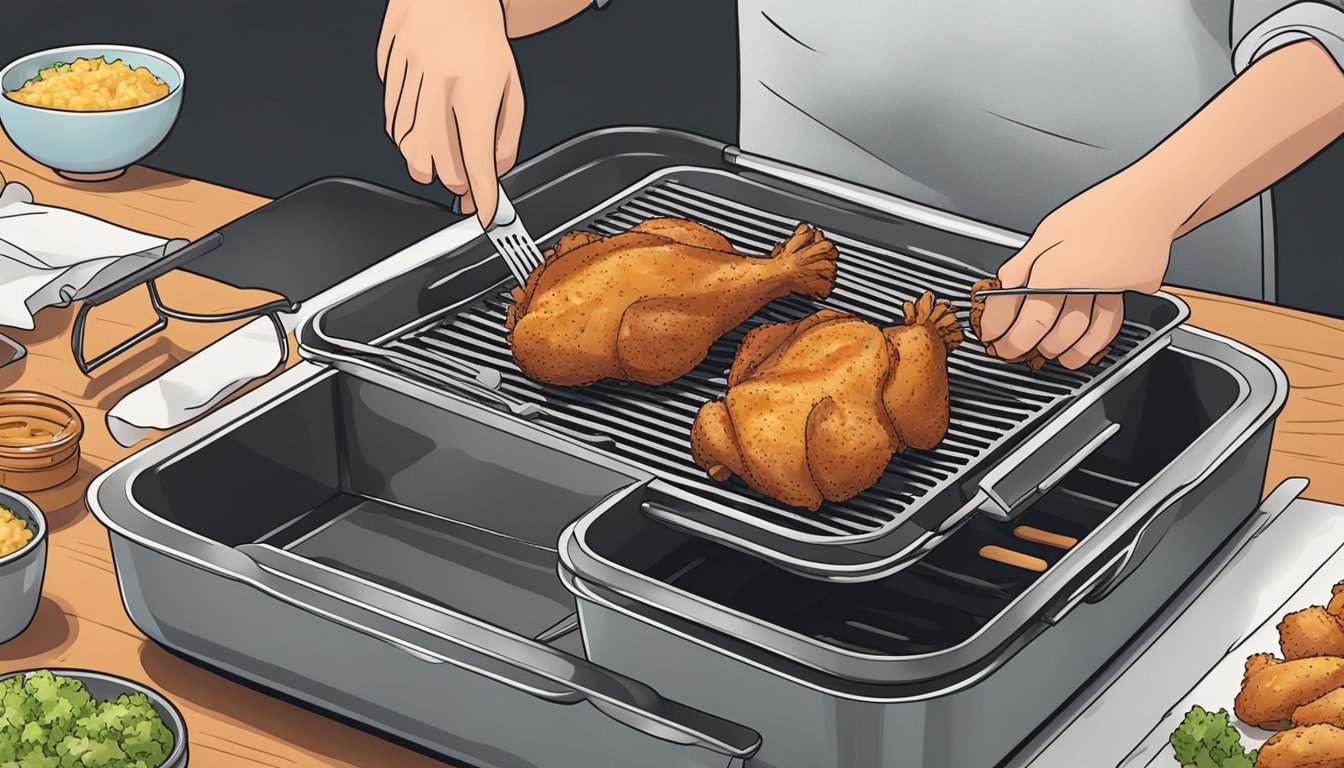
[560,325,1287,768]
[90,361,759,768]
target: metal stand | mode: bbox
[71,278,295,375]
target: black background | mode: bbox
[0,1,1338,316]
[0,0,740,205]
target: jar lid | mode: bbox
[0,391,84,459]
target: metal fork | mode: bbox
[483,184,546,285]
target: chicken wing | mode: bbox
[505,218,839,387]
[690,292,964,510]
[1281,606,1344,661]
[1293,688,1344,729]
[1328,581,1344,618]
[1258,724,1344,768]
[1235,655,1344,729]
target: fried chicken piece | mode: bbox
[1235,655,1344,729]
[1328,581,1344,618]
[1281,606,1344,660]
[968,278,1110,369]
[1259,724,1344,768]
[1293,688,1344,729]
[690,293,964,510]
[505,218,838,387]
[1246,652,1285,682]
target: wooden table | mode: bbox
[0,136,1342,767]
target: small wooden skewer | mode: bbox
[1013,526,1078,550]
[979,545,1048,573]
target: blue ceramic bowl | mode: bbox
[0,486,45,644]
[0,45,183,181]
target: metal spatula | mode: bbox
[483,184,545,285]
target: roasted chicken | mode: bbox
[690,292,964,511]
[968,278,1110,369]
[504,218,839,387]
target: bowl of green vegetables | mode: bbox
[0,668,186,768]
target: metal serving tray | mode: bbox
[301,143,1189,581]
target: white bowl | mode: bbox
[0,45,184,181]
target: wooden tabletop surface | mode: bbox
[0,134,1341,768]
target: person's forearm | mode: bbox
[1119,39,1344,239]
[500,0,593,38]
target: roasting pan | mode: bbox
[299,133,1189,581]
[89,128,1287,768]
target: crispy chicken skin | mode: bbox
[690,292,964,510]
[504,218,839,387]
[1293,688,1344,729]
[1328,582,1344,618]
[1234,655,1344,729]
[1246,652,1284,682]
[1258,724,1344,768]
[968,278,1110,369]
[1281,606,1344,660]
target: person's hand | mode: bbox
[976,176,1177,370]
[377,0,523,228]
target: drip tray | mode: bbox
[260,495,577,640]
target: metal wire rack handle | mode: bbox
[70,278,296,376]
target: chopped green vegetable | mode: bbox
[0,671,174,768]
[23,61,73,85]
[1170,705,1259,768]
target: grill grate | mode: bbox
[385,180,1146,539]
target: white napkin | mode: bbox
[0,182,184,330]
[103,212,481,448]
[106,316,287,447]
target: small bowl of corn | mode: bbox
[0,45,183,181]
[0,486,46,643]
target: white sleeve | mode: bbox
[1232,0,1344,73]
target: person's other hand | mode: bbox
[976,177,1176,370]
[377,0,523,228]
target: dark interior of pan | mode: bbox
[303,163,1187,577]
[574,345,1243,661]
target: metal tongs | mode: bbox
[973,287,1129,298]
[481,183,546,285]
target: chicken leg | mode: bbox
[505,218,839,387]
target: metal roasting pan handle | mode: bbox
[1078,476,1310,607]
[975,335,1172,522]
[1042,479,1308,625]
[226,543,762,760]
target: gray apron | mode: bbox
[735,0,1344,301]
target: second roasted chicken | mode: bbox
[691,293,965,511]
[505,218,839,387]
